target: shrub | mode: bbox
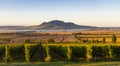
[4,45,25,62]
[31,44,46,61]
[86,46,92,62]
[110,45,120,60]
[24,44,38,62]
[25,44,46,62]
[0,45,5,62]
[4,45,12,62]
[112,35,117,43]
[67,46,72,61]
[82,40,87,43]
[71,46,87,61]
[7,45,25,62]
[49,46,68,61]
[44,46,51,62]
[91,46,110,61]
[44,56,51,62]
[103,38,106,43]
[2,44,120,62]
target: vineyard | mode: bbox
[0,43,120,62]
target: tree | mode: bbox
[112,35,117,43]
[103,38,106,43]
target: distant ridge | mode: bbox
[0,26,26,30]
[2,20,120,30]
[27,20,97,30]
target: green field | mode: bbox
[0,61,120,66]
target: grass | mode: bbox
[0,61,120,66]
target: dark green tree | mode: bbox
[103,38,106,43]
[112,35,117,43]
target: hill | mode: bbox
[2,20,120,30]
[27,20,97,30]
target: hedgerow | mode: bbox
[25,44,46,62]
[49,46,68,61]
[91,46,110,61]
[110,45,120,60]
[0,45,5,62]
[7,45,25,62]
[71,46,87,61]
[0,44,120,62]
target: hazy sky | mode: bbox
[0,0,120,27]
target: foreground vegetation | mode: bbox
[0,61,120,66]
[0,43,120,62]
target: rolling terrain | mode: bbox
[0,20,97,30]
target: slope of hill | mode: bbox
[27,20,97,30]
[1,20,120,30]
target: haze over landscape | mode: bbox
[0,0,120,27]
[2,0,120,66]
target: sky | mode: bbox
[0,0,120,27]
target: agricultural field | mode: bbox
[0,30,120,66]
[76,35,120,43]
[0,30,120,44]
[73,30,120,43]
[0,32,76,44]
